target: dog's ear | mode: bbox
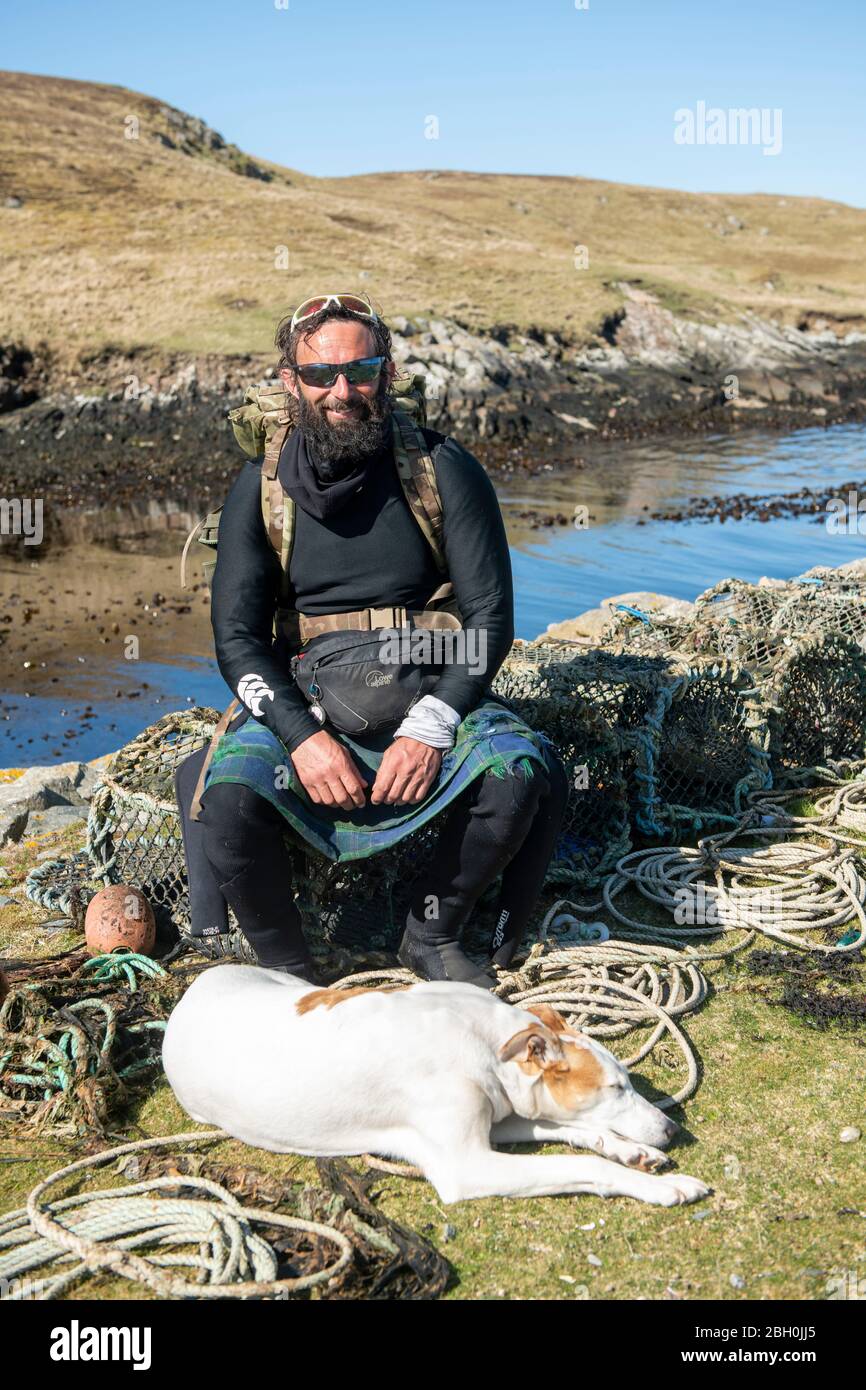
[499,1024,563,1067]
[525,1003,571,1035]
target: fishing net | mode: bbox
[761,630,866,781]
[648,658,771,834]
[693,578,792,630]
[492,643,636,856]
[0,956,182,1137]
[770,586,866,649]
[798,564,866,589]
[86,708,221,930]
[600,605,692,658]
[494,644,769,839]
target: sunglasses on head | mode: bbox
[290,293,378,331]
[290,355,385,389]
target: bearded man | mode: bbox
[179,293,568,988]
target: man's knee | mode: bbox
[198,782,284,873]
[501,751,568,815]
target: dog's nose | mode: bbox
[661,1115,681,1143]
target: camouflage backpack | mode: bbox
[180,374,452,633]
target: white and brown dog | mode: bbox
[162,966,710,1207]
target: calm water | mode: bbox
[1,422,865,764]
[505,422,866,639]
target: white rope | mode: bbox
[0,1131,353,1300]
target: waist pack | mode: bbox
[291,629,442,735]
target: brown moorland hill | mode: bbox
[1,70,865,365]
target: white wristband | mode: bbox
[394,694,462,750]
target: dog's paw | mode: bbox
[658,1173,711,1206]
[630,1143,671,1173]
[590,1136,672,1171]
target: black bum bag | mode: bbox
[290,629,444,735]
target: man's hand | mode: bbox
[371,737,443,806]
[291,729,368,811]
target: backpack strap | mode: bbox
[259,416,296,610]
[391,409,447,574]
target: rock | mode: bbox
[0,805,31,846]
[544,609,610,642]
[0,761,90,817]
[763,373,793,403]
[0,894,14,908]
[840,1127,861,1143]
[4,195,23,209]
[22,805,87,838]
[554,412,597,429]
[0,760,104,844]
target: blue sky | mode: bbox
[3,0,864,206]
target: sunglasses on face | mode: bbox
[290,293,378,331]
[291,356,385,388]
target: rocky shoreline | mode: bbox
[2,287,866,509]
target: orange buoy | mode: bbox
[84,885,156,957]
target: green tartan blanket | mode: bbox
[203,695,557,862]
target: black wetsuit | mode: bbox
[178,418,568,984]
[209,421,515,750]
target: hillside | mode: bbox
[2,69,865,367]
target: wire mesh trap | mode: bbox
[771,585,866,649]
[492,645,633,880]
[650,658,771,834]
[86,707,222,933]
[599,605,692,658]
[495,643,670,836]
[762,631,866,782]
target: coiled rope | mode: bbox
[557,810,866,955]
[0,1131,352,1300]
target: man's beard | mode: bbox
[296,377,393,481]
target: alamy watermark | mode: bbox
[0,496,43,545]
[826,1267,866,1300]
[674,102,783,157]
[378,626,488,678]
[826,490,866,535]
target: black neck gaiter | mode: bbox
[277,418,392,521]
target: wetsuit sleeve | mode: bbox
[427,436,514,717]
[210,461,323,754]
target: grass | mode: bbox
[1,70,866,366]
[2,815,865,1301]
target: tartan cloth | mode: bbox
[203,694,558,863]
